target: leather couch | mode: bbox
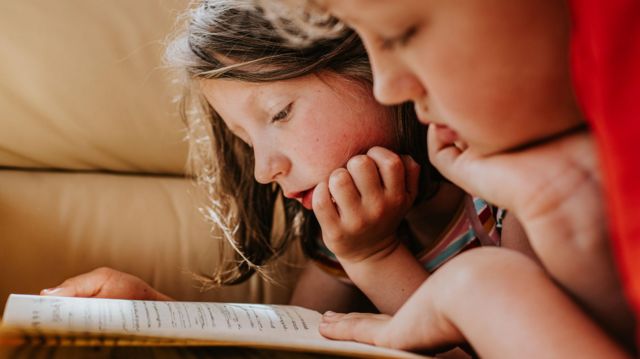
[0,0,304,312]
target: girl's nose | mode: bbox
[368,49,425,105]
[253,146,289,184]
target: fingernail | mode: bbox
[324,311,336,317]
[41,287,63,295]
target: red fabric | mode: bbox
[568,0,640,343]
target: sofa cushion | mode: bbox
[0,170,305,311]
[0,0,188,174]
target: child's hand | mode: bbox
[312,146,420,264]
[318,248,626,358]
[40,267,173,301]
[320,311,449,351]
[427,126,636,346]
[427,126,600,230]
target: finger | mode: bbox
[428,126,484,199]
[321,311,346,322]
[454,140,469,151]
[427,124,464,183]
[41,267,113,298]
[366,147,405,197]
[40,287,76,297]
[320,312,392,346]
[401,155,420,204]
[346,155,382,197]
[95,271,172,301]
[312,181,340,229]
[327,168,361,220]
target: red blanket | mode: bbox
[568,0,640,343]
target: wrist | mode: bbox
[335,234,401,267]
[339,242,429,314]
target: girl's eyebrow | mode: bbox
[250,88,267,111]
[238,85,268,117]
[252,86,287,115]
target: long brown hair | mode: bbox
[166,0,438,287]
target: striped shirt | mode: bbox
[306,195,503,279]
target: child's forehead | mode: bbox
[323,0,416,25]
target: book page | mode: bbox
[1,294,428,359]
[2,294,322,340]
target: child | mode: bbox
[267,0,635,354]
[41,0,537,321]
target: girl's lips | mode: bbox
[301,188,315,210]
[285,188,315,210]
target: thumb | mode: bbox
[427,124,465,184]
[320,312,392,346]
[40,267,115,298]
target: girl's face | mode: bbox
[201,74,397,209]
[324,0,581,155]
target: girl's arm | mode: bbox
[312,146,426,314]
[337,240,428,314]
[290,251,427,316]
[289,261,375,313]
[320,248,630,358]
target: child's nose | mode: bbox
[369,52,425,105]
[253,148,289,184]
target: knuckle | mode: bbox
[347,155,372,171]
[367,146,389,157]
[93,267,113,276]
[383,155,403,171]
[329,169,351,188]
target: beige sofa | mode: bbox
[0,0,304,312]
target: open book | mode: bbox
[0,294,428,358]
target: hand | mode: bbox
[427,126,601,235]
[40,267,173,301]
[312,147,420,263]
[428,126,635,347]
[318,248,626,358]
[320,311,462,353]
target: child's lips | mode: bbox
[301,188,315,210]
[286,188,315,210]
[433,124,459,144]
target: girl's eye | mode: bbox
[271,102,293,123]
[380,25,418,51]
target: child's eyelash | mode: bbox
[271,102,293,122]
[380,26,418,51]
